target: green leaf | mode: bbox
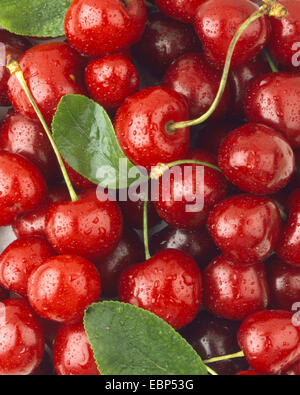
[0,0,72,37]
[52,95,147,189]
[84,301,208,375]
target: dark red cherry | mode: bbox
[8,42,85,123]
[114,86,190,170]
[194,0,270,69]
[163,53,231,120]
[181,311,248,375]
[65,0,147,57]
[0,298,44,375]
[238,310,300,374]
[119,249,202,330]
[155,0,207,23]
[0,152,47,226]
[53,323,99,375]
[28,254,101,323]
[203,255,269,321]
[85,54,139,112]
[245,72,300,148]
[218,123,295,195]
[133,12,201,77]
[283,360,300,376]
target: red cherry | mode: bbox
[65,0,147,57]
[0,298,44,375]
[236,370,265,375]
[208,194,281,266]
[155,0,207,23]
[194,0,270,69]
[245,72,300,148]
[238,310,300,374]
[114,86,190,170]
[203,255,269,321]
[163,53,231,120]
[218,123,295,195]
[119,249,202,330]
[8,42,85,123]
[0,152,47,226]
[63,160,95,191]
[27,254,101,323]
[283,360,300,376]
[53,323,99,375]
[0,237,55,297]
[85,54,139,112]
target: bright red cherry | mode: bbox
[218,123,295,195]
[114,86,190,170]
[155,0,207,23]
[28,254,101,323]
[203,255,269,321]
[0,152,47,226]
[0,298,44,375]
[194,0,270,69]
[208,194,281,266]
[119,249,202,330]
[245,72,300,148]
[238,310,300,374]
[53,323,99,375]
[65,0,147,57]
[0,237,55,297]
[163,53,231,120]
[8,42,85,123]
[85,54,139,112]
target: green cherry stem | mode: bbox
[6,59,78,203]
[204,350,245,364]
[264,50,279,72]
[206,366,219,376]
[143,197,151,260]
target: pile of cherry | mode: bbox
[0,0,299,376]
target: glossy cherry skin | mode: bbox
[155,0,207,23]
[203,255,269,321]
[95,228,144,297]
[0,152,47,226]
[154,149,228,230]
[0,111,60,184]
[181,311,248,375]
[65,0,147,57]
[208,194,281,266]
[245,73,300,148]
[85,54,139,112]
[238,310,300,374]
[133,12,201,77]
[119,249,202,330]
[8,42,85,123]
[163,53,231,120]
[0,298,44,375]
[267,255,300,311]
[0,31,31,106]
[114,86,190,170]
[218,123,295,195]
[0,237,55,297]
[45,191,123,261]
[53,323,99,375]
[28,254,101,323]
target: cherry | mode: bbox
[8,42,85,123]
[85,54,139,112]
[0,237,55,297]
[27,254,101,323]
[155,0,207,23]
[218,123,295,195]
[53,323,99,375]
[0,298,44,375]
[283,360,300,376]
[65,0,147,57]
[236,370,265,375]
[63,160,96,191]
[203,255,269,321]
[238,310,300,374]
[208,194,281,266]
[133,12,202,77]
[0,111,61,184]
[0,152,47,226]
[163,53,231,120]
[194,0,271,70]
[119,249,202,330]
[267,255,300,311]
[245,72,300,148]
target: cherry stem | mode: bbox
[264,50,279,72]
[6,59,78,203]
[204,350,245,364]
[206,366,219,376]
[150,160,221,180]
[143,198,151,260]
